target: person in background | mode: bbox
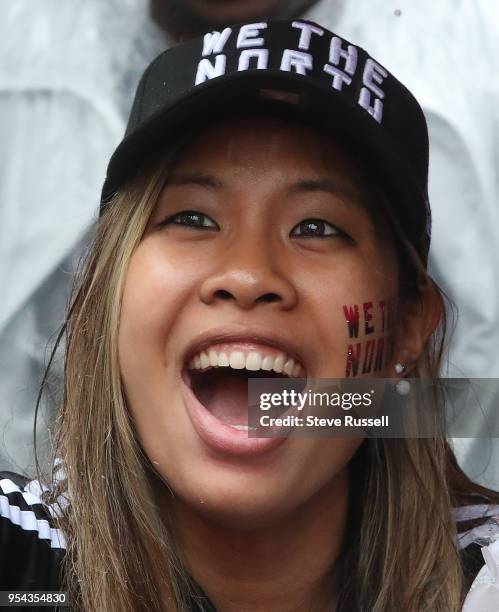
[151,0,320,37]
[1,0,499,490]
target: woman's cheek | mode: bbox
[118,241,198,400]
[334,253,399,378]
[120,238,205,340]
[296,260,398,378]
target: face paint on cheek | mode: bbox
[362,340,375,373]
[342,304,360,338]
[343,298,398,377]
[345,343,361,377]
[363,301,374,335]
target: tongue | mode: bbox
[193,370,249,426]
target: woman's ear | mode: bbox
[390,279,443,372]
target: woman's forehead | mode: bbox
[170,114,362,187]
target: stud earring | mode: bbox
[394,362,406,375]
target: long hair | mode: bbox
[39,150,210,612]
[37,138,499,612]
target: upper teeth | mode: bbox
[188,349,305,378]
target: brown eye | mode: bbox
[160,210,219,230]
[290,218,342,238]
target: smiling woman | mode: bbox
[2,19,499,612]
[119,115,397,468]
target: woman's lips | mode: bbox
[181,367,290,457]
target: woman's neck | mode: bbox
[170,468,349,612]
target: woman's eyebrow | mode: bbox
[164,172,223,189]
[161,174,364,209]
[289,179,362,205]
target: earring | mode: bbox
[394,362,405,375]
[394,362,411,395]
[395,378,411,395]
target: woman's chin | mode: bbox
[193,501,291,532]
[176,480,297,531]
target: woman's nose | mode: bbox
[198,239,298,311]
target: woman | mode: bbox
[1,19,499,612]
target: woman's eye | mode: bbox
[290,218,343,238]
[160,210,219,230]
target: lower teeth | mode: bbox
[230,424,258,431]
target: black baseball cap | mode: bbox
[100,19,431,262]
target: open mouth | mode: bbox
[183,347,306,431]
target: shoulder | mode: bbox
[455,503,499,610]
[0,471,66,590]
[455,503,499,550]
[462,537,499,611]
[0,0,165,92]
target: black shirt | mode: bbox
[0,471,65,591]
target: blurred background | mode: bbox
[1,0,499,487]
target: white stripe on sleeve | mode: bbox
[0,494,66,550]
